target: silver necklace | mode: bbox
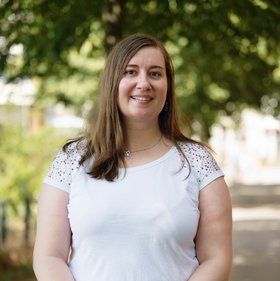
[124,135,162,157]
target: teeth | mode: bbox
[131,96,151,101]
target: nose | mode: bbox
[136,74,151,91]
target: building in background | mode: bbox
[210,109,280,185]
[0,78,84,130]
[0,78,35,128]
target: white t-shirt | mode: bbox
[43,141,224,281]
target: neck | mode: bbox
[124,124,162,152]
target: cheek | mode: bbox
[117,80,128,112]
[118,77,132,92]
[118,79,131,101]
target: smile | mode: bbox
[131,96,153,101]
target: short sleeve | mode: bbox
[181,143,224,190]
[43,141,84,192]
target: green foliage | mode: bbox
[0,0,280,138]
[0,0,103,76]
[0,124,66,204]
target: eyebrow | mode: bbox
[126,64,164,69]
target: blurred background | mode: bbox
[0,0,279,280]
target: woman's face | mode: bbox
[118,46,168,125]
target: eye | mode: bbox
[124,69,136,76]
[150,71,162,79]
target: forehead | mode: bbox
[127,46,166,67]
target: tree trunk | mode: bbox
[24,197,31,246]
[1,201,7,244]
[102,0,124,55]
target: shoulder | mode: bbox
[178,141,224,189]
[178,141,215,164]
[43,139,88,192]
[62,138,87,160]
[52,139,87,169]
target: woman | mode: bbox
[33,34,232,281]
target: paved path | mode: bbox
[231,185,280,281]
[232,206,280,281]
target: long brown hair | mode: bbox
[66,34,201,181]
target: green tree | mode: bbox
[1,125,59,198]
[1,0,279,138]
[0,123,66,243]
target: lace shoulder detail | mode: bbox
[43,140,86,192]
[178,142,223,187]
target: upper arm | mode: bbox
[34,183,72,262]
[195,177,232,266]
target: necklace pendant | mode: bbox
[124,149,131,157]
[123,135,162,157]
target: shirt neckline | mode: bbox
[119,145,176,172]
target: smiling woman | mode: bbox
[118,46,167,126]
[33,34,232,281]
